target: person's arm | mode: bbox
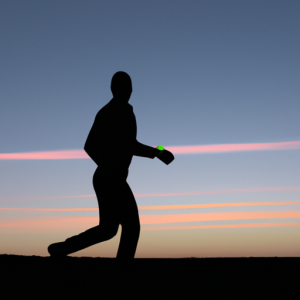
[133,140,174,164]
[84,114,108,166]
[133,140,160,159]
[84,141,100,166]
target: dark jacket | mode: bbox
[84,98,157,173]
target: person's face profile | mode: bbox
[123,90,132,102]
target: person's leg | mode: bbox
[48,171,120,257]
[116,182,140,259]
[48,220,119,257]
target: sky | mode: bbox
[0,0,300,258]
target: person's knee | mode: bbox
[123,222,140,239]
[103,224,119,239]
[130,219,140,233]
[110,226,119,238]
[136,223,141,236]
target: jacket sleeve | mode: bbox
[133,140,158,159]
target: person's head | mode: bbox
[111,71,132,102]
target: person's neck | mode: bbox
[112,96,129,104]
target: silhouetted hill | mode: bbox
[1,255,298,298]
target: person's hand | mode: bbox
[156,148,174,165]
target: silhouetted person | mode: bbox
[48,71,174,259]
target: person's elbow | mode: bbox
[84,142,92,157]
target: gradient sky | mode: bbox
[1,0,300,258]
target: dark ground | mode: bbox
[1,255,299,298]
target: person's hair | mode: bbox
[111,71,132,96]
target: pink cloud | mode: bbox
[1,140,300,160]
[0,150,88,160]
[166,140,300,154]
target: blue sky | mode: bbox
[1,0,300,257]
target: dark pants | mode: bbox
[63,168,140,259]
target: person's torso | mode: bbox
[85,99,137,172]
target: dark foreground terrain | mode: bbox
[1,255,299,298]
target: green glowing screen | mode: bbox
[157,145,164,150]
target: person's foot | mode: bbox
[48,242,68,257]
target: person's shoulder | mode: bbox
[94,102,112,120]
[95,100,133,119]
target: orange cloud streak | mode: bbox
[1,200,300,211]
[142,222,300,230]
[139,211,300,224]
[1,140,300,160]
[1,211,300,230]
[0,216,97,231]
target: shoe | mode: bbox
[48,242,68,257]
